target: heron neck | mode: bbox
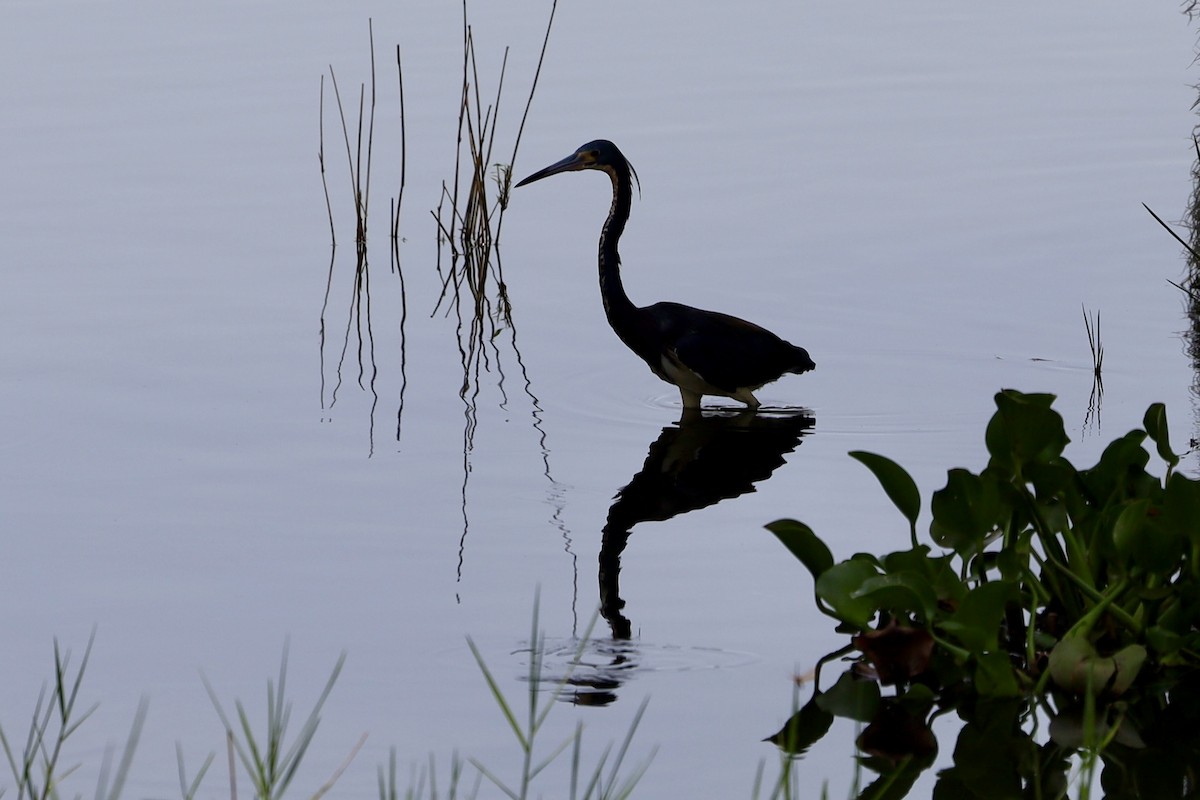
[598,164,636,323]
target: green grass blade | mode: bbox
[533,609,601,734]
[527,728,578,781]
[97,696,148,800]
[466,757,519,800]
[599,696,651,799]
[175,742,215,800]
[465,637,528,751]
[579,743,611,800]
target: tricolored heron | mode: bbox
[516,139,815,409]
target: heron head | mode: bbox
[516,139,633,187]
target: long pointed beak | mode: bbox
[515,151,587,187]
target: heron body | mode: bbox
[516,139,815,409]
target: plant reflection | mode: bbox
[318,24,409,457]
[598,408,816,641]
[1187,135,1200,447]
[773,651,1200,799]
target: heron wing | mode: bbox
[657,304,795,392]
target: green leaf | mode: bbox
[853,572,939,625]
[1046,637,1146,697]
[1163,472,1200,548]
[897,683,936,716]
[1080,432,1150,507]
[1047,638,1146,698]
[972,650,1020,697]
[815,558,883,629]
[765,519,834,580]
[985,390,1069,472]
[763,693,834,756]
[1109,644,1147,696]
[1048,637,1101,694]
[929,469,1005,555]
[1146,625,1183,659]
[940,581,1018,655]
[815,670,880,722]
[849,451,921,529]
[1143,402,1179,469]
[1112,499,1172,571]
[885,548,968,609]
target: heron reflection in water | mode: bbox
[600,408,815,640]
[516,140,815,409]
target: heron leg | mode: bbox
[733,389,761,409]
[680,388,703,409]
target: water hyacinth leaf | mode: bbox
[1140,512,1185,576]
[815,559,882,628]
[1048,707,1146,751]
[972,650,1019,697]
[1046,637,1140,696]
[763,693,834,756]
[897,683,936,716]
[1022,459,1074,504]
[1146,625,1184,660]
[765,519,834,580]
[939,581,1018,656]
[815,669,880,722]
[1163,472,1200,548]
[935,699,1031,796]
[848,451,920,529]
[1109,645,1147,696]
[1143,402,1179,469]
[857,701,937,764]
[1112,500,1152,563]
[929,468,1004,555]
[985,390,1069,470]
[1081,431,1150,504]
[852,573,939,625]
[884,548,968,608]
[1048,637,1101,694]
[852,622,935,685]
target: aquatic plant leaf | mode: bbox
[1046,638,1143,696]
[1048,705,1147,751]
[814,558,883,629]
[884,548,967,608]
[765,519,834,580]
[1048,637,1103,694]
[1143,402,1179,469]
[853,573,939,625]
[897,683,936,716]
[857,699,938,765]
[849,451,920,529]
[929,469,1004,555]
[1112,499,1180,573]
[934,699,1035,799]
[985,390,1068,471]
[852,622,935,685]
[1080,431,1150,507]
[1163,472,1200,548]
[1146,625,1183,659]
[939,581,1018,656]
[1109,644,1147,696]
[762,693,834,756]
[815,670,880,722]
[971,650,1019,697]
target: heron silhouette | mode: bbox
[516,139,815,409]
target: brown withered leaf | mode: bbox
[853,621,934,685]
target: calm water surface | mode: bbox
[2,2,1197,797]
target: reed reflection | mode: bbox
[1186,135,1200,443]
[599,408,816,640]
[318,26,409,457]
